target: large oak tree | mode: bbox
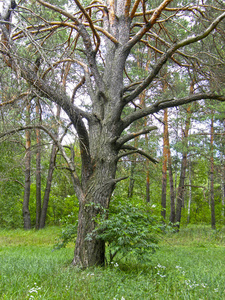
[1,0,225,267]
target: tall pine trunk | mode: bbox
[187,156,192,224]
[35,100,42,229]
[221,119,225,218]
[168,142,175,223]
[39,106,61,229]
[210,114,216,229]
[161,108,168,219]
[175,105,192,227]
[23,102,31,229]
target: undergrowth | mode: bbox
[0,225,225,299]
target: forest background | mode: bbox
[0,0,225,274]
[1,0,225,230]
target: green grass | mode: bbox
[0,226,225,299]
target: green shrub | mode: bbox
[88,202,162,263]
[54,201,162,264]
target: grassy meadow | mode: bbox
[0,225,225,299]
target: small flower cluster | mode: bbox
[176,265,208,290]
[185,279,201,289]
[155,263,166,278]
[86,272,95,276]
[175,265,186,276]
[113,297,125,300]
[82,272,95,279]
[27,283,41,299]
[111,262,119,267]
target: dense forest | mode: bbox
[0,0,225,269]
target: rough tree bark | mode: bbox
[1,0,225,267]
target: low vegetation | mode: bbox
[1,226,224,299]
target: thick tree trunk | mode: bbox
[72,147,118,267]
[73,201,106,267]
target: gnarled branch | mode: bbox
[116,126,157,147]
[119,145,158,164]
[123,11,225,104]
[122,93,225,130]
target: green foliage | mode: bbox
[88,202,162,263]
[54,201,162,262]
[0,141,24,228]
[54,223,78,250]
[53,211,78,250]
[47,192,79,225]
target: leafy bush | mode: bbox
[87,202,162,263]
[54,201,163,263]
[53,213,78,250]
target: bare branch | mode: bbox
[36,0,80,25]
[122,93,225,130]
[125,0,173,50]
[123,11,225,103]
[116,126,157,147]
[112,176,129,184]
[124,0,131,18]
[173,12,225,51]
[119,145,158,164]
[73,0,100,52]
[36,0,104,92]
[117,150,138,160]
[130,0,141,19]
[0,178,25,188]
[0,92,30,107]
[71,76,86,104]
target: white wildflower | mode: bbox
[175,266,182,269]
